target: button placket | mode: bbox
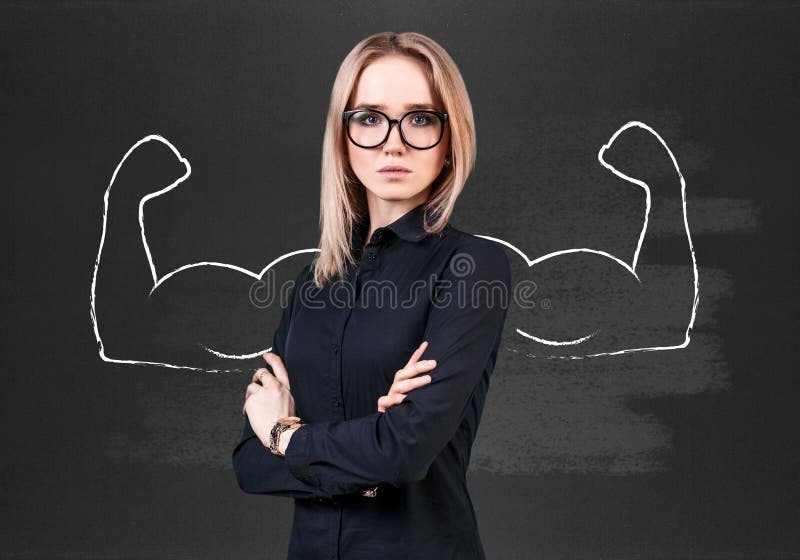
[357,226,387,271]
[361,246,379,268]
[330,274,359,421]
[331,337,344,419]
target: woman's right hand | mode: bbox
[377,341,436,413]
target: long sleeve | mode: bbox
[283,241,512,496]
[231,264,333,499]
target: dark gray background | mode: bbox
[2,1,798,558]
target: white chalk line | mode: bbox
[89,133,319,372]
[91,120,699,371]
[478,120,699,359]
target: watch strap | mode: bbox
[269,417,302,456]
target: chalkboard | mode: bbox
[3,2,798,558]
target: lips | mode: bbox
[378,165,411,172]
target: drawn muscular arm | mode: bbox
[91,136,309,371]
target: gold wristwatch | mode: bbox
[269,416,303,457]
[269,415,378,498]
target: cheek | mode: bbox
[347,145,372,176]
[419,150,446,178]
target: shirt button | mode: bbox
[332,344,339,354]
[333,399,342,408]
[367,254,376,262]
[362,486,379,498]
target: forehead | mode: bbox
[352,55,435,108]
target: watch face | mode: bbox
[278,416,301,425]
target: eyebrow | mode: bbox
[355,102,437,111]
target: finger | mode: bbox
[377,392,406,412]
[252,368,269,385]
[243,380,263,396]
[263,352,291,391]
[389,377,430,398]
[242,385,260,414]
[377,395,388,413]
[252,369,276,389]
[378,390,410,413]
[395,358,436,382]
[403,341,429,369]
[413,360,436,374]
[393,375,432,394]
[245,382,263,398]
[388,393,407,407]
[241,391,260,415]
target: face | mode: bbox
[345,55,449,204]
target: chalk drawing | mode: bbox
[477,121,699,359]
[92,120,697,370]
[89,134,319,372]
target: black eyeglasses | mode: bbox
[343,109,448,150]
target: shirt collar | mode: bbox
[351,202,431,251]
[386,202,430,242]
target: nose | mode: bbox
[383,121,406,155]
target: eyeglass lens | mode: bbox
[348,110,443,149]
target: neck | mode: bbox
[362,190,429,247]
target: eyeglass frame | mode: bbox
[342,108,449,150]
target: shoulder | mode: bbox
[287,263,311,287]
[441,224,511,286]
[289,263,314,299]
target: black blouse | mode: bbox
[232,202,511,560]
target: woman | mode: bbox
[233,31,511,560]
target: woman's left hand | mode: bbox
[242,352,297,446]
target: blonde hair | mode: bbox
[311,31,476,288]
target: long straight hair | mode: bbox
[311,31,476,288]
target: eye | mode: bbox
[409,112,434,126]
[354,111,384,126]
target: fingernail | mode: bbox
[425,375,432,382]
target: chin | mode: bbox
[365,183,427,200]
